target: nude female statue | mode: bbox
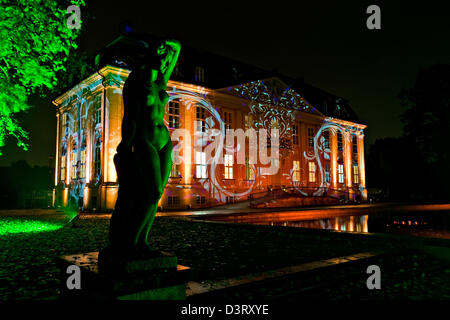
[106,38,181,258]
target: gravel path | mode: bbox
[0,214,449,300]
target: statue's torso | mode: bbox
[136,79,170,151]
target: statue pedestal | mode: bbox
[57,251,190,300]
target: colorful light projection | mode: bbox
[168,86,259,202]
[228,78,315,113]
[167,85,365,203]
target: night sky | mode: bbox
[1,0,450,167]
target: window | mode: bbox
[352,134,358,154]
[195,151,207,178]
[196,196,206,204]
[268,118,279,147]
[72,111,78,133]
[323,131,330,150]
[194,66,205,82]
[167,196,180,206]
[244,115,253,131]
[61,113,68,135]
[308,127,315,147]
[226,196,234,204]
[338,164,344,184]
[196,106,206,132]
[293,124,299,145]
[308,161,316,183]
[337,132,343,152]
[293,160,300,182]
[170,163,181,178]
[94,141,101,177]
[80,103,87,131]
[224,154,233,179]
[94,95,102,125]
[80,149,86,179]
[325,164,331,183]
[245,158,255,181]
[71,151,78,180]
[168,100,180,129]
[353,165,359,184]
[61,154,66,181]
[224,111,232,132]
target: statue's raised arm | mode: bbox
[160,39,181,84]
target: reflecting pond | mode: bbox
[201,206,450,238]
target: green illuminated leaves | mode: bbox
[0,0,86,155]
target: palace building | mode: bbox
[52,35,367,211]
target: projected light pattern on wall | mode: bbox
[53,66,367,211]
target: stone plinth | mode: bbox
[57,251,190,300]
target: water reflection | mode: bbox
[267,215,369,233]
[203,208,450,237]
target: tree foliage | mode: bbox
[368,64,450,200]
[0,0,85,155]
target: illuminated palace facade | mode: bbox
[52,36,367,211]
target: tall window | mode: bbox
[194,66,205,82]
[61,154,66,181]
[245,158,255,181]
[352,134,358,154]
[353,165,359,184]
[308,127,315,147]
[337,132,343,152]
[224,154,233,179]
[168,100,180,129]
[293,124,299,145]
[293,160,300,182]
[170,163,181,178]
[224,111,232,132]
[244,115,253,131]
[94,95,102,125]
[80,103,87,131]
[308,162,316,183]
[323,131,330,149]
[196,106,206,132]
[325,163,331,183]
[62,113,68,135]
[338,164,344,184]
[71,151,78,180]
[269,118,279,147]
[80,149,86,179]
[94,141,101,177]
[195,151,207,178]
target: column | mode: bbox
[98,66,130,210]
[330,128,337,190]
[343,130,353,198]
[357,131,367,200]
[53,113,60,207]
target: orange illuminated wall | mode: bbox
[53,67,367,211]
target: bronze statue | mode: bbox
[106,37,181,258]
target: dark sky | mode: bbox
[1,0,450,166]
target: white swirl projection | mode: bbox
[168,87,257,203]
[302,121,360,197]
[166,85,363,203]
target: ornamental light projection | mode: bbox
[228,79,364,198]
[166,85,280,202]
[56,70,127,208]
[54,67,367,210]
[60,82,98,208]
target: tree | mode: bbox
[399,64,450,199]
[0,0,85,155]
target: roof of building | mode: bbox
[94,33,364,124]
